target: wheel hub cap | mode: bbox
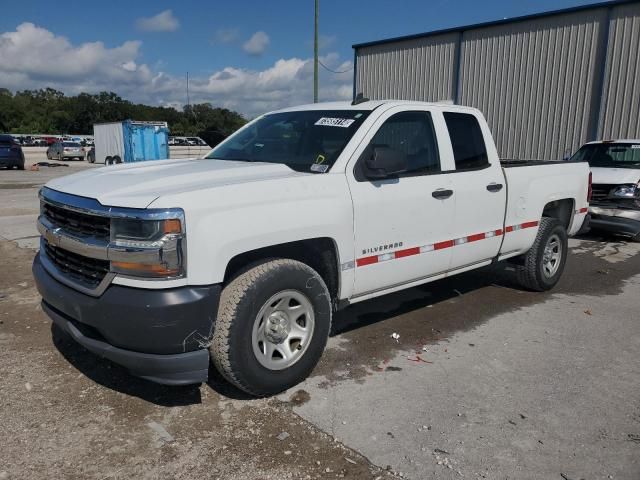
[251,290,315,371]
[542,233,562,278]
[264,311,290,344]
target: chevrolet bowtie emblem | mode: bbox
[45,227,63,246]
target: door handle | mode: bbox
[432,189,454,199]
[486,183,503,192]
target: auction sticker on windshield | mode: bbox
[315,117,355,128]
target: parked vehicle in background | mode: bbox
[186,136,208,146]
[169,136,188,146]
[0,134,25,170]
[87,146,95,163]
[94,120,169,165]
[46,141,85,161]
[33,100,590,396]
[570,140,640,241]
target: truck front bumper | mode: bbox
[33,254,221,385]
[588,205,640,238]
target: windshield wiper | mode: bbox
[206,157,254,162]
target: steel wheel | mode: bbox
[251,289,315,371]
[542,233,562,278]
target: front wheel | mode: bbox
[515,217,568,291]
[210,259,332,397]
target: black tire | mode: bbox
[105,156,113,165]
[17,162,25,170]
[515,217,568,292]
[210,259,332,397]
[112,155,122,164]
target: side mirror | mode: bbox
[364,146,408,179]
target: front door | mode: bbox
[347,106,457,297]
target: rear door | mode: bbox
[443,111,506,270]
[347,106,457,297]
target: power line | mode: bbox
[318,60,353,74]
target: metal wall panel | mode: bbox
[355,33,458,103]
[598,3,640,139]
[457,9,607,160]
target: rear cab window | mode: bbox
[443,112,489,171]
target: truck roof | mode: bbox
[270,100,481,115]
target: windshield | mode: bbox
[570,143,640,168]
[206,110,371,173]
[63,142,81,147]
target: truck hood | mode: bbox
[45,158,307,208]
[590,166,640,185]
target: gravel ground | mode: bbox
[0,161,638,479]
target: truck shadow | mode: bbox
[51,324,206,406]
[50,236,640,402]
[51,324,256,402]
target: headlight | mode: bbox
[110,215,186,278]
[610,184,638,198]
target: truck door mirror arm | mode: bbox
[362,145,408,180]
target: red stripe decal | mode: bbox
[578,207,588,214]
[467,233,486,242]
[434,240,455,250]
[354,220,538,267]
[356,256,378,267]
[395,246,420,259]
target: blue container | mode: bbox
[94,120,170,165]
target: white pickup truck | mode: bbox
[570,139,640,241]
[33,100,590,396]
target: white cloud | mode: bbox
[242,31,270,56]
[136,10,179,32]
[0,23,353,118]
[213,28,240,44]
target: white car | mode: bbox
[33,100,590,395]
[570,140,640,241]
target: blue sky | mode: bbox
[0,0,606,116]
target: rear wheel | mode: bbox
[112,155,122,164]
[105,156,113,165]
[515,217,568,291]
[210,259,332,397]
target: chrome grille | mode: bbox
[43,240,109,287]
[42,202,110,239]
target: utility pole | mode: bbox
[314,0,319,103]
[186,71,191,113]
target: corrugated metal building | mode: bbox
[352,0,640,160]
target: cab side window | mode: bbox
[443,112,489,170]
[370,111,441,175]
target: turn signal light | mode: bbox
[163,218,182,234]
[111,261,180,277]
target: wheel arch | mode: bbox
[542,198,575,229]
[223,237,341,309]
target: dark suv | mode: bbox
[0,135,25,170]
